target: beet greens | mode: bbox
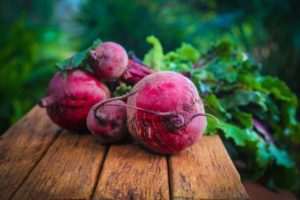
[143,36,300,192]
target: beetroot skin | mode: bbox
[39,69,110,131]
[121,59,154,85]
[127,71,207,154]
[87,100,127,143]
[89,42,128,81]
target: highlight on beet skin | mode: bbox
[89,42,128,81]
[126,71,207,154]
[39,69,110,131]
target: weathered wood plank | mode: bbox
[11,131,107,200]
[93,144,169,200]
[169,135,249,200]
[0,106,61,200]
[1,105,249,200]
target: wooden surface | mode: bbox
[169,136,248,200]
[0,107,61,200]
[0,106,249,200]
[93,144,169,200]
[12,131,106,200]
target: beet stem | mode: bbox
[94,88,219,129]
[93,90,138,120]
[89,50,97,60]
[38,96,52,108]
[174,113,219,129]
[103,104,176,116]
[99,104,219,129]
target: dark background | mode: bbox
[1,0,300,133]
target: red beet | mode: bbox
[121,59,154,85]
[89,42,128,81]
[87,100,127,143]
[39,69,110,130]
[126,71,207,154]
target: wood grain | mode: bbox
[93,144,169,200]
[11,130,107,200]
[0,106,61,200]
[0,106,248,200]
[169,135,249,200]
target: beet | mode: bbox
[121,59,154,85]
[39,69,110,131]
[87,100,127,143]
[89,42,128,81]
[126,71,207,154]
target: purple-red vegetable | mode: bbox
[126,71,207,154]
[87,100,127,143]
[89,42,128,81]
[121,59,154,85]
[39,69,110,131]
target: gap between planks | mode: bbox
[167,156,173,200]
[8,128,62,200]
[89,145,110,199]
[91,144,170,200]
[0,106,62,200]
[10,130,107,200]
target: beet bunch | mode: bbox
[40,41,208,154]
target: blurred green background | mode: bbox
[1,0,299,133]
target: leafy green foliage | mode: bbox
[0,0,74,133]
[143,36,163,71]
[114,82,133,97]
[77,0,300,98]
[55,39,102,71]
[144,36,300,192]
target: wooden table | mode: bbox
[0,106,249,200]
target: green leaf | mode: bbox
[143,35,163,71]
[55,39,102,71]
[265,98,280,122]
[281,95,298,125]
[261,77,294,102]
[113,82,133,97]
[207,40,232,58]
[238,73,266,92]
[218,122,271,168]
[256,140,272,167]
[269,144,295,168]
[219,121,250,146]
[220,90,267,111]
[193,69,215,81]
[204,94,229,116]
[174,43,199,62]
[270,166,300,192]
[192,70,216,94]
[205,60,238,83]
[233,111,253,128]
[291,124,300,144]
[205,117,219,135]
